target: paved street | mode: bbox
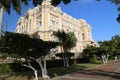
[49,61,120,80]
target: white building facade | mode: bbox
[15,0,96,58]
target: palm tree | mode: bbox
[53,30,77,67]
[64,31,77,52]
[0,0,28,39]
[32,0,71,7]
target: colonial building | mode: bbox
[15,0,96,58]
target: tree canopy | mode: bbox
[53,30,77,53]
[0,31,58,59]
[53,30,77,67]
[0,31,59,79]
[82,34,120,63]
[32,0,73,7]
[0,0,28,15]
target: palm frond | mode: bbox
[12,0,22,15]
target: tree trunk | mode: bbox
[0,6,4,39]
[62,54,66,67]
[114,56,118,61]
[105,54,109,63]
[60,46,66,67]
[42,59,49,78]
[67,54,70,67]
[101,55,106,64]
[101,54,108,64]
[21,62,38,80]
[36,58,49,79]
[65,54,69,67]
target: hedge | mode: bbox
[0,58,89,74]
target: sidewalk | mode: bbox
[48,61,120,80]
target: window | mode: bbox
[19,28,21,32]
[88,31,91,37]
[25,22,27,32]
[39,20,41,26]
[29,20,31,31]
[52,20,56,27]
[51,17,57,28]
[22,26,23,32]
[67,29,69,32]
[36,17,41,27]
[82,33,85,41]
[77,32,80,41]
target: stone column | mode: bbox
[34,11,36,29]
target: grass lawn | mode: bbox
[0,63,101,80]
[48,63,101,77]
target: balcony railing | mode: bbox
[31,27,39,34]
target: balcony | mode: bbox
[31,27,39,35]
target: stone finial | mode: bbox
[44,0,51,1]
[42,0,51,6]
[43,0,51,2]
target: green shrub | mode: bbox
[0,64,11,74]
[0,59,80,74]
[90,57,98,63]
[77,58,90,63]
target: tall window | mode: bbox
[51,17,58,28]
[88,31,91,38]
[37,19,41,27]
[82,33,85,41]
[25,22,27,32]
[39,20,41,26]
[77,32,80,41]
[51,20,57,27]
[29,20,31,32]
[37,16,41,27]
[21,26,23,32]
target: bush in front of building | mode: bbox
[0,64,11,74]
[89,56,98,63]
[1,58,97,74]
[0,59,75,74]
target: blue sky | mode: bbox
[3,0,120,42]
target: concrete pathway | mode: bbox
[48,61,120,80]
